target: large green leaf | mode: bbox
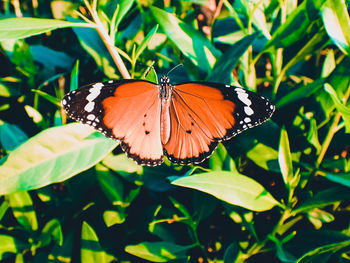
[171,171,280,211]
[150,6,221,73]
[0,18,89,40]
[0,123,118,195]
[125,241,190,262]
[321,0,350,55]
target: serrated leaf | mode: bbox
[171,171,279,211]
[0,18,89,40]
[0,123,118,195]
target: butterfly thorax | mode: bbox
[159,76,172,145]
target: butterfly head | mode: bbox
[160,76,170,84]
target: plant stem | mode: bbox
[316,85,350,167]
[86,1,130,79]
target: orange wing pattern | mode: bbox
[163,82,274,164]
[164,83,236,164]
[62,80,164,166]
[102,82,163,166]
[62,78,275,166]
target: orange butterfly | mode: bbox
[62,76,275,166]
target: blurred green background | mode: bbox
[0,0,350,262]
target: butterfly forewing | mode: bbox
[62,80,164,166]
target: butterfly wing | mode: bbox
[163,82,275,165]
[62,80,164,166]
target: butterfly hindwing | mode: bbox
[62,79,164,166]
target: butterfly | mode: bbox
[61,76,275,166]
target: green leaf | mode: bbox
[324,172,350,188]
[0,18,90,40]
[246,143,279,172]
[70,19,118,79]
[42,219,63,246]
[223,242,239,263]
[0,235,27,260]
[276,78,325,108]
[96,164,125,205]
[0,121,28,151]
[278,128,293,186]
[171,171,280,211]
[321,0,350,55]
[296,239,350,263]
[125,241,190,262]
[114,0,135,29]
[101,153,143,176]
[81,222,110,263]
[103,210,125,226]
[31,89,61,107]
[293,186,350,214]
[6,191,38,231]
[135,25,158,61]
[306,117,322,153]
[0,123,118,195]
[324,83,350,133]
[209,143,234,171]
[150,6,221,73]
[263,0,326,51]
[207,32,260,83]
[70,60,79,92]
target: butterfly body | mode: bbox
[62,77,275,166]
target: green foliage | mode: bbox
[0,0,349,262]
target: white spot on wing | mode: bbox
[244,106,254,116]
[84,102,95,112]
[86,83,103,102]
[238,92,252,106]
[62,99,67,105]
[244,117,251,123]
[87,114,96,120]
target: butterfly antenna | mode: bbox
[142,61,155,79]
[167,64,184,76]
